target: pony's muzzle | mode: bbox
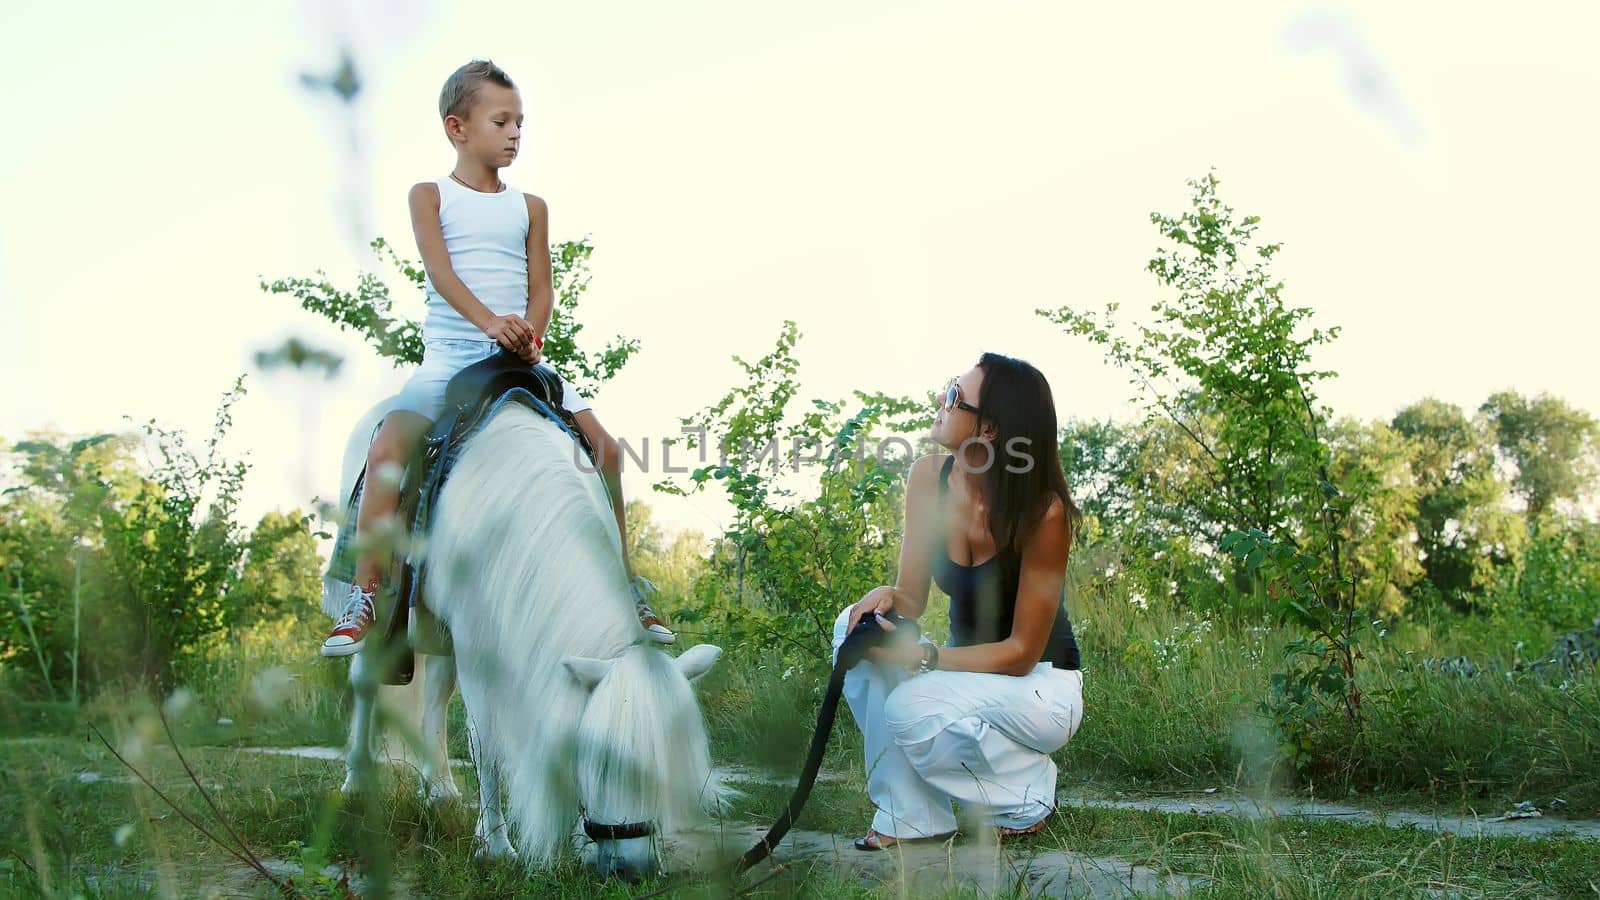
[591,837,661,883]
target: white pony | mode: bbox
[334,395,721,879]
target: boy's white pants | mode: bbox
[831,606,1084,839]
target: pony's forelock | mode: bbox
[576,645,714,831]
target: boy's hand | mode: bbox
[515,342,542,365]
[485,314,534,352]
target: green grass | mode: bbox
[1036,592,1600,816]
[718,774,1600,898]
[2,592,1598,896]
[3,735,1594,898]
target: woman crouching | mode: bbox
[836,352,1084,850]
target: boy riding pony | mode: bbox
[322,59,672,656]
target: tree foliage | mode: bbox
[259,236,639,396]
[1041,171,1338,549]
[1,383,325,694]
[1391,398,1525,609]
[657,321,935,670]
[1480,390,1600,519]
[1044,173,1365,775]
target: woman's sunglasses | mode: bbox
[940,379,980,414]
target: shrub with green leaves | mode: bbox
[656,321,935,672]
[1,382,330,695]
[1222,527,1363,777]
[1493,515,1600,634]
[96,381,253,689]
[261,236,638,395]
[1040,171,1338,572]
[1043,173,1371,776]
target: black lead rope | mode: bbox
[631,612,915,895]
[731,611,918,875]
[732,659,847,874]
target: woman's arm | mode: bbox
[846,453,942,631]
[924,497,1071,677]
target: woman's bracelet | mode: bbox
[916,643,939,674]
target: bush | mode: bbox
[1,381,329,695]
[1492,516,1600,635]
[657,321,934,674]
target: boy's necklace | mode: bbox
[450,172,503,193]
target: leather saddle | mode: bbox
[374,350,595,684]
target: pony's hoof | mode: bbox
[422,779,463,806]
[474,836,517,862]
[340,770,374,797]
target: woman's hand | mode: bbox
[846,585,899,633]
[864,637,924,671]
[847,586,924,671]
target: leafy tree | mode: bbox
[1057,418,1136,529]
[229,509,324,629]
[2,401,338,695]
[1044,172,1367,776]
[1480,390,1600,519]
[1321,418,1422,615]
[1494,516,1600,630]
[2,385,287,692]
[1061,414,1234,610]
[1039,172,1338,553]
[1391,398,1524,609]
[1,433,142,700]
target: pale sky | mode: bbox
[3,1,1597,538]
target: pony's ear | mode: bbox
[563,655,615,689]
[674,644,722,681]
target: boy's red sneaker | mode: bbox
[630,576,675,644]
[322,583,378,657]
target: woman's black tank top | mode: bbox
[931,455,1080,670]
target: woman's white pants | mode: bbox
[831,607,1084,839]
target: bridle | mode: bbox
[582,818,656,842]
[580,612,915,889]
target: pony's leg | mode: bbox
[459,669,515,860]
[342,650,379,795]
[419,654,462,805]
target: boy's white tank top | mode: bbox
[421,176,530,343]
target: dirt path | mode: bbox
[1056,792,1600,842]
[659,824,1196,898]
[228,748,1600,843]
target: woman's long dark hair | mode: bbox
[968,352,1082,558]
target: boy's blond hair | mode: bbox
[439,59,515,125]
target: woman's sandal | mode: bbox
[852,829,958,851]
[995,815,1051,839]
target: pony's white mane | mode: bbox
[424,403,711,863]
